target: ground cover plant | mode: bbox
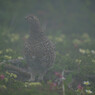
[0,0,95,95]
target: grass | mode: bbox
[0,29,95,95]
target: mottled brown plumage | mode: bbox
[24,15,56,81]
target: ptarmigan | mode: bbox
[24,15,56,81]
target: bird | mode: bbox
[24,15,56,81]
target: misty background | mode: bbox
[0,0,95,94]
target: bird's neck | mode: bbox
[29,24,45,41]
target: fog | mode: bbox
[0,0,95,95]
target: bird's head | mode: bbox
[25,14,42,33]
[25,15,40,25]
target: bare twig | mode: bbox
[0,62,31,79]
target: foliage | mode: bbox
[0,72,59,95]
[0,0,95,95]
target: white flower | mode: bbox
[79,48,85,54]
[62,77,66,80]
[6,48,13,53]
[83,81,90,85]
[18,56,24,60]
[4,55,12,60]
[75,59,82,64]
[25,84,28,87]
[85,90,92,94]
[91,50,95,54]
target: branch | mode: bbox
[0,62,31,80]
